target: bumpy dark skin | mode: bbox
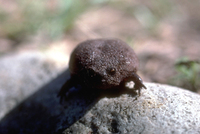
[58,39,146,103]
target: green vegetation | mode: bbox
[0,0,175,42]
[171,57,200,92]
[0,0,90,41]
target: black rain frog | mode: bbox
[58,38,146,103]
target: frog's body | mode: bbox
[58,39,146,103]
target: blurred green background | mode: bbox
[0,0,199,92]
[0,0,177,42]
[0,0,89,41]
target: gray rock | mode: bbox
[0,51,96,134]
[0,52,200,134]
[64,83,200,134]
[0,52,60,120]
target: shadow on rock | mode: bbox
[0,69,99,134]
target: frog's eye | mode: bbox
[107,68,116,75]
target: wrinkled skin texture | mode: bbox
[58,39,146,103]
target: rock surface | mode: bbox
[0,52,60,120]
[0,52,200,134]
[64,83,200,134]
